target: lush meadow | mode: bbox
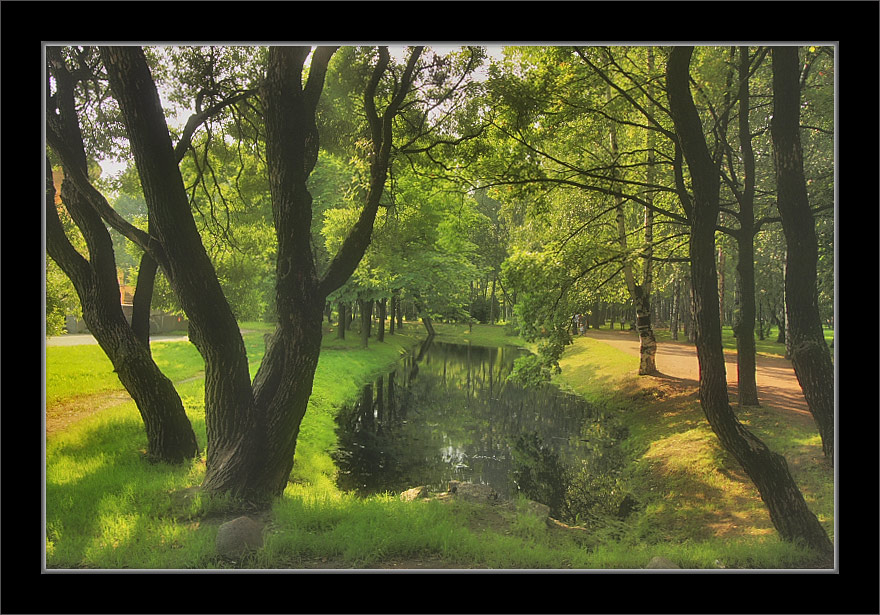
[44,322,832,569]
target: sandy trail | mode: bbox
[581,328,815,426]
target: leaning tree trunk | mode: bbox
[46,48,198,464]
[770,46,835,462]
[412,294,436,337]
[46,164,199,463]
[103,44,420,502]
[667,46,832,558]
[103,46,267,498]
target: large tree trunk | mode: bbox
[46,165,199,463]
[770,46,835,462]
[103,46,260,497]
[46,48,198,464]
[667,46,832,558]
[101,44,420,503]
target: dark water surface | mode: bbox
[333,338,617,501]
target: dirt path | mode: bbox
[582,328,814,426]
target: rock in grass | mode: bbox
[216,516,264,560]
[523,500,550,520]
[448,481,500,504]
[400,486,429,501]
[646,555,680,569]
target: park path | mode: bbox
[45,328,264,436]
[45,333,190,346]
[581,328,814,426]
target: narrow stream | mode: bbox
[333,337,627,515]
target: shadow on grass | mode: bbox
[45,405,215,569]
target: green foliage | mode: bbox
[46,259,79,336]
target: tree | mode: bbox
[721,46,764,406]
[47,44,426,503]
[770,46,835,461]
[666,46,831,557]
[480,47,693,376]
[46,47,200,463]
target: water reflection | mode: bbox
[333,338,612,506]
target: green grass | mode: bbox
[430,321,526,348]
[45,345,124,407]
[552,333,834,568]
[45,321,832,570]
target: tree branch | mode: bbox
[173,89,257,163]
[318,46,424,298]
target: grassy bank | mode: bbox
[552,334,834,568]
[44,322,832,569]
[45,321,425,568]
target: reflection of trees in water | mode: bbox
[333,340,625,501]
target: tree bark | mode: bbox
[377,298,387,342]
[667,46,832,558]
[770,46,835,461]
[61,44,419,503]
[412,293,436,337]
[103,46,260,496]
[46,163,199,463]
[388,295,396,335]
[359,297,373,348]
[610,122,657,375]
[46,48,198,463]
[489,272,497,325]
[731,46,760,406]
[337,301,347,340]
[130,250,158,350]
[670,275,680,340]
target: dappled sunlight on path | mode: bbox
[581,329,813,425]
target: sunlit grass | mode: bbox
[553,333,833,565]
[430,321,526,349]
[45,322,832,569]
[45,345,121,406]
